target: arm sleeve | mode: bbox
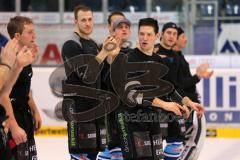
[177,55,200,89]
[178,73,200,89]
[168,89,183,105]
[62,40,103,84]
[61,40,83,62]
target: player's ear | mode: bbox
[14,33,21,40]
[112,31,116,37]
[159,32,163,41]
[159,32,162,39]
[129,29,132,37]
[74,19,78,25]
[108,24,111,32]
[155,32,160,41]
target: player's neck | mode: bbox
[121,40,129,48]
[160,41,171,50]
[173,45,181,51]
[138,46,153,56]
[18,43,25,52]
[74,29,90,40]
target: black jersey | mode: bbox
[10,65,32,109]
[128,48,169,99]
[127,48,170,109]
[156,44,181,88]
[101,46,133,92]
[128,47,161,63]
[101,47,133,150]
[5,65,37,159]
[128,48,174,100]
[120,46,132,54]
[62,32,100,86]
[61,33,101,112]
[129,48,187,140]
[156,44,200,103]
[176,51,200,102]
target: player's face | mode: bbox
[161,28,177,48]
[18,24,36,48]
[113,23,131,42]
[138,26,158,53]
[75,10,93,36]
[177,33,187,49]
[108,15,125,34]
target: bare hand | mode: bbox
[179,104,190,119]
[102,36,121,57]
[196,63,214,79]
[10,122,27,145]
[161,101,183,116]
[16,46,36,67]
[33,111,42,131]
[30,43,39,62]
[183,97,205,118]
[0,38,19,67]
[189,102,205,118]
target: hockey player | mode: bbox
[106,18,204,160]
[155,22,205,160]
[61,5,121,160]
[0,16,40,160]
[173,27,212,160]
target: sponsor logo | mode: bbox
[87,133,96,138]
[202,75,240,124]
[206,129,217,137]
[220,40,240,54]
[153,139,161,146]
[135,138,151,147]
[118,113,130,153]
[35,126,67,136]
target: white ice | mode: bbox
[35,137,240,160]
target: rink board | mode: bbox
[31,66,240,138]
[34,126,240,138]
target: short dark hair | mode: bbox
[177,26,184,37]
[74,5,92,20]
[7,16,33,39]
[138,18,159,34]
[162,22,178,33]
[107,11,125,25]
